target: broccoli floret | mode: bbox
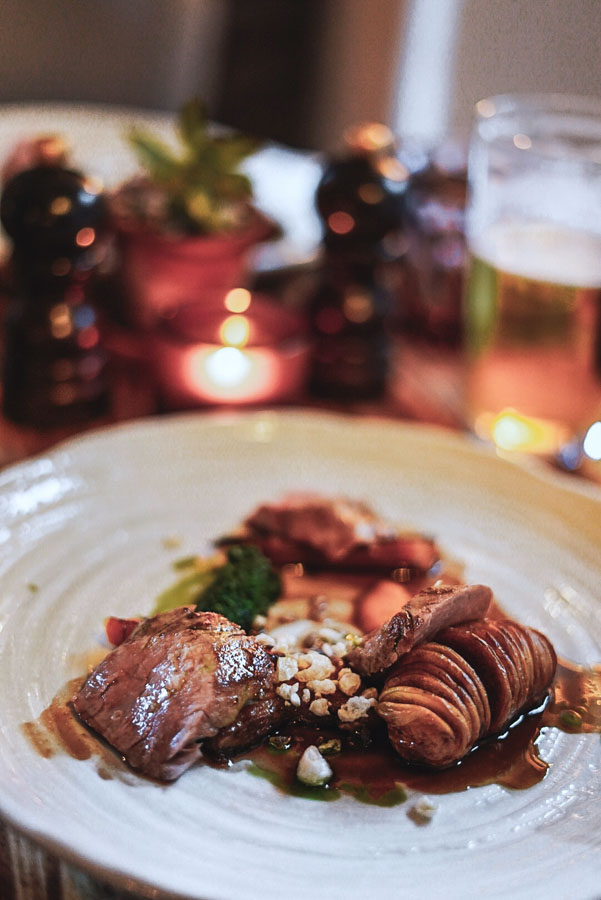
[194,544,280,631]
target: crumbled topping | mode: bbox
[338,694,376,723]
[296,745,333,786]
[361,687,378,700]
[296,651,335,682]
[255,632,275,647]
[307,678,337,695]
[411,796,438,821]
[330,641,350,659]
[309,698,330,717]
[338,668,361,696]
[317,626,345,643]
[276,656,299,682]
[277,682,300,704]
[301,688,311,704]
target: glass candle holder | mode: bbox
[463,94,601,455]
[151,290,310,408]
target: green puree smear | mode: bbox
[247,763,341,802]
[247,761,407,806]
[153,545,280,631]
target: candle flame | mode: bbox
[220,314,250,348]
[224,288,252,314]
[205,346,252,387]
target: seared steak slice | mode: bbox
[73,608,281,780]
[348,583,493,676]
[225,495,439,573]
[203,694,285,759]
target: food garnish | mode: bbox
[68,495,571,802]
[152,545,279,632]
[194,544,280,632]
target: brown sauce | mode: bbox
[21,677,133,783]
[245,661,601,804]
[21,563,601,807]
[246,566,601,803]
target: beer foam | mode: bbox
[472,222,601,288]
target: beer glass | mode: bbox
[464,94,601,455]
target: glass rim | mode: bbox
[474,92,601,122]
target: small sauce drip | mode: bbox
[542,660,601,732]
[21,677,133,782]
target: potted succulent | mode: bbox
[111,99,278,327]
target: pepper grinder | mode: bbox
[0,164,110,428]
[308,123,408,401]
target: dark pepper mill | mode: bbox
[309,123,408,401]
[0,164,110,428]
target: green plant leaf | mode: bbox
[128,131,180,182]
[123,98,266,235]
[177,98,209,150]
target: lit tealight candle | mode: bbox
[153,291,310,408]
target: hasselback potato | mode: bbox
[377,618,556,767]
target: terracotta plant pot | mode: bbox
[114,208,278,328]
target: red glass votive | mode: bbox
[151,292,310,408]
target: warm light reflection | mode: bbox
[205,346,252,387]
[82,177,104,196]
[219,314,250,347]
[49,303,72,339]
[328,211,355,235]
[224,288,252,313]
[358,183,384,204]
[476,98,496,118]
[343,291,373,323]
[481,409,567,454]
[50,196,72,216]
[583,421,601,460]
[513,133,532,150]
[377,157,409,183]
[75,227,96,247]
[185,345,279,403]
[345,122,394,153]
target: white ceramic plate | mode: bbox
[1,410,601,900]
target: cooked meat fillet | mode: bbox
[348,583,493,676]
[246,494,395,560]
[203,695,286,759]
[226,495,439,573]
[73,608,284,780]
[377,618,556,767]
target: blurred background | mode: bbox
[2,0,601,152]
[1,0,601,475]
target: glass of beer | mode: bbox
[464,94,601,455]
